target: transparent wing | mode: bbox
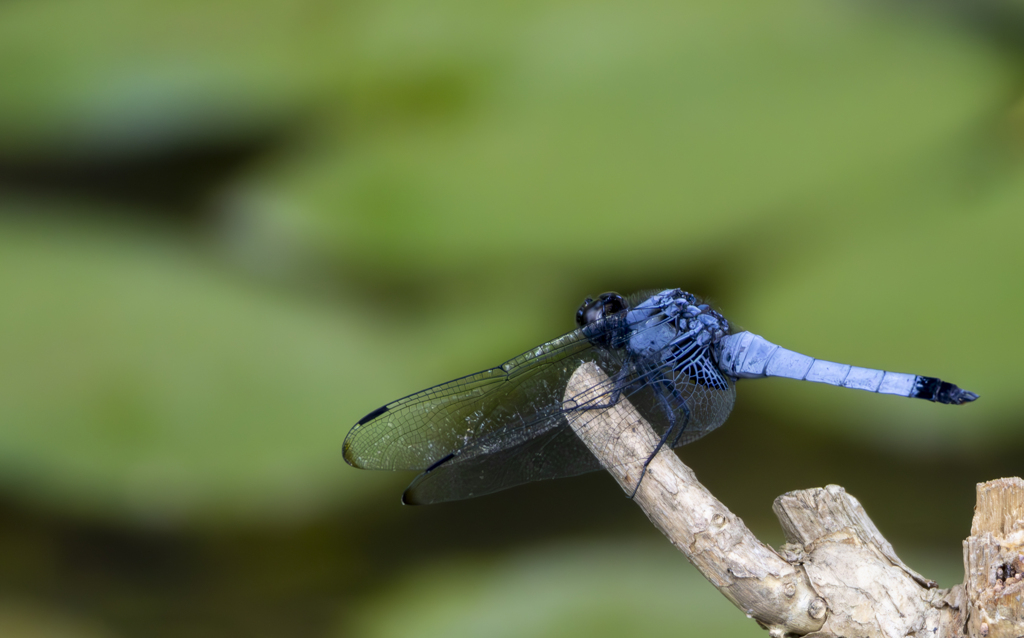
[402,371,624,504]
[343,328,615,471]
[344,316,738,504]
[403,348,737,504]
[650,341,737,446]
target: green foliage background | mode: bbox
[0,0,1022,636]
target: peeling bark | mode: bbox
[964,478,1024,638]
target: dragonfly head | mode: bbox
[576,292,628,330]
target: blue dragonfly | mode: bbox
[344,289,977,504]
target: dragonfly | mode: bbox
[343,289,977,504]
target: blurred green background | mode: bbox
[0,0,1022,636]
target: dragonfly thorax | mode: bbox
[625,289,730,362]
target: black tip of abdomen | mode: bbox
[912,376,979,405]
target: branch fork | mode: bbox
[564,362,1018,638]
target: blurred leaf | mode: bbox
[345,539,973,638]
[0,0,349,158]
[0,601,116,638]
[0,208,428,526]
[343,540,762,638]
[225,0,1014,283]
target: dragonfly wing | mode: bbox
[401,361,673,504]
[667,379,736,446]
[402,417,602,504]
[402,352,735,504]
[345,311,737,503]
[667,347,736,446]
[343,329,624,472]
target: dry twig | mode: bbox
[564,362,1019,638]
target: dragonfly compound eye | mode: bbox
[575,292,627,328]
[575,298,594,327]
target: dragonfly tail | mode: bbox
[716,332,978,405]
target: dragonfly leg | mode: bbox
[670,401,692,447]
[628,373,691,499]
[565,364,632,412]
[629,422,672,499]
[622,374,671,499]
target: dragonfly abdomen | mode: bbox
[716,332,977,405]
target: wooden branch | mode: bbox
[964,478,1024,638]
[563,363,1024,637]
[564,362,826,637]
[772,486,959,637]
